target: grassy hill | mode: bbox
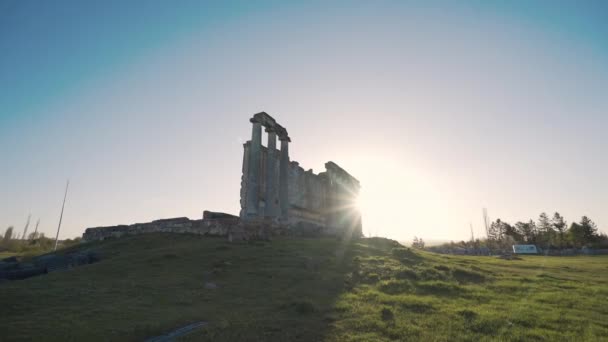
[1,234,607,341]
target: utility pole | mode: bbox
[54,180,70,251]
[21,214,31,240]
[470,222,475,242]
[482,208,490,239]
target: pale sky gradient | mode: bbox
[1,0,607,241]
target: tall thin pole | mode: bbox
[34,219,40,236]
[470,222,475,242]
[54,180,70,251]
[21,214,31,240]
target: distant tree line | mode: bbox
[486,213,606,251]
[0,226,81,256]
[424,213,607,254]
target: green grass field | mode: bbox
[1,234,606,341]
[0,251,17,259]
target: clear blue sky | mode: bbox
[1,0,607,241]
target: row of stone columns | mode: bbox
[245,118,290,221]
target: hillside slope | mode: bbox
[1,234,607,341]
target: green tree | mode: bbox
[537,212,554,248]
[580,216,598,243]
[489,219,504,242]
[490,219,517,250]
[27,231,40,240]
[568,216,599,247]
[504,223,523,243]
[412,236,425,249]
[515,220,536,243]
[596,233,608,249]
[568,223,585,247]
[551,212,567,248]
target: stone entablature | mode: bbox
[240,112,362,237]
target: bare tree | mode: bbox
[412,236,425,249]
[3,226,14,243]
[30,219,40,241]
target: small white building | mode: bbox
[512,245,538,254]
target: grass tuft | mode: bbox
[291,300,316,315]
[380,307,394,321]
[452,267,486,283]
[378,279,414,295]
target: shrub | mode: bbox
[366,237,402,249]
[365,272,380,283]
[471,317,503,334]
[292,300,316,314]
[395,268,418,280]
[381,307,394,321]
[457,309,478,324]
[417,281,463,296]
[391,247,420,264]
[452,268,486,283]
[434,265,450,272]
[391,247,412,258]
[415,266,449,281]
[378,279,413,295]
[399,300,435,313]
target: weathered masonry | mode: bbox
[240,112,362,237]
[82,112,362,242]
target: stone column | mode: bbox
[265,129,278,218]
[246,120,262,217]
[279,137,290,221]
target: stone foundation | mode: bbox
[81,213,336,242]
[82,216,245,242]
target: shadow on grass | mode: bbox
[1,234,366,341]
[0,234,513,341]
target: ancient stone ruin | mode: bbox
[240,112,362,236]
[83,112,362,241]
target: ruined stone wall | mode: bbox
[240,147,361,235]
[82,112,363,242]
[240,144,336,229]
[286,161,362,237]
[287,162,328,227]
[323,162,362,237]
[82,217,241,242]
